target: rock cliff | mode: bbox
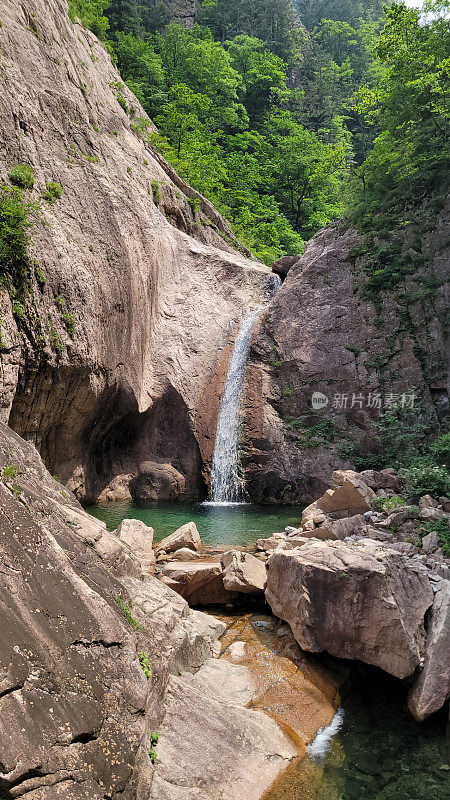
[243,213,449,504]
[0,0,270,503]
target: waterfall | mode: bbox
[209,275,282,505]
[209,308,261,504]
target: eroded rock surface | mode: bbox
[0,0,269,504]
[243,217,449,504]
[265,539,434,679]
[0,423,295,797]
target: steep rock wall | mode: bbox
[243,213,449,504]
[0,0,269,502]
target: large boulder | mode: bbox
[115,518,155,574]
[160,561,234,605]
[155,521,201,557]
[317,478,376,516]
[271,254,299,279]
[408,579,450,720]
[308,514,366,541]
[130,461,186,502]
[265,539,434,679]
[221,551,267,594]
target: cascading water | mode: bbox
[210,308,261,503]
[209,274,281,504]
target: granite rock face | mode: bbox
[243,218,449,505]
[0,423,296,797]
[265,539,434,679]
[0,0,269,504]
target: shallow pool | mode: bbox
[85,500,302,547]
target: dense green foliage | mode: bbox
[0,184,35,296]
[67,0,449,267]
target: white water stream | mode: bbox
[210,308,261,503]
[209,274,281,504]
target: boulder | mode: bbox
[221,551,267,594]
[319,479,376,515]
[155,521,201,556]
[115,518,155,574]
[159,546,201,562]
[255,533,286,553]
[271,254,299,279]
[265,539,433,679]
[420,507,448,522]
[439,496,450,512]
[421,531,440,554]
[130,461,186,502]
[408,580,450,720]
[312,514,366,541]
[333,469,401,491]
[419,494,439,509]
[382,506,421,527]
[160,561,234,605]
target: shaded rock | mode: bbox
[115,518,155,574]
[160,561,234,605]
[159,546,201,562]
[408,580,450,720]
[243,217,448,506]
[271,254,299,279]
[221,550,267,594]
[265,539,433,679]
[149,671,296,800]
[130,461,186,502]
[383,506,421,527]
[439,496,450,512]
[155,521,201,556]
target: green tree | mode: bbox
[68,0,110,39]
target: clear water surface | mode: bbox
[85,500,301,547]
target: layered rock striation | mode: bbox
[0,0,269,503]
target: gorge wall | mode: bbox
[0,0,270,503]
[243,213,449,504]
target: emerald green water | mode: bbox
[265,669,450,800]
[86,500,450,799]
[85,501,301,547]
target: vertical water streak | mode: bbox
[210,308,261,503]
